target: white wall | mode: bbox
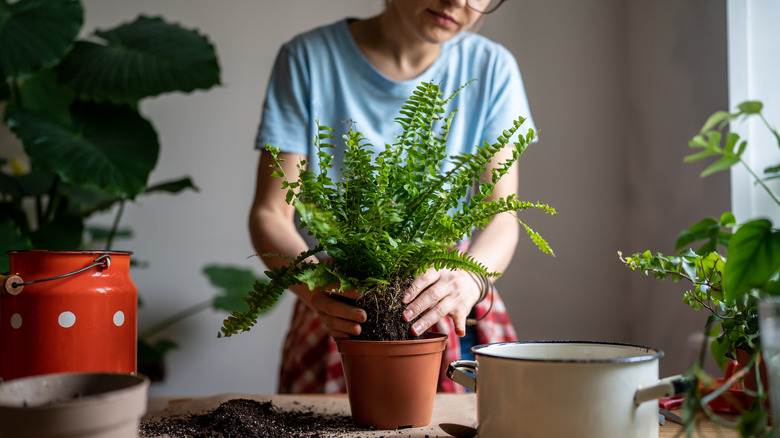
[728,0,780,224]
[1,0,729,394]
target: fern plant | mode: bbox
[219,81,555,339]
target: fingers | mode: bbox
[403,269,481,337]
[306,288,367,338]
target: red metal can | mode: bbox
[1,251,137,381]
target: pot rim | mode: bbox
[471,340,664,364]
[0,372,149,411]
[335,332,447,345]
[6,250,134,256]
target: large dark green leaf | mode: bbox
[15,67,74,124]
[724,219,780,302]
[203,265,263,313]
[58,183,121,216]
[57,15,221,104]
[0,0,83,80]
[30,213,83,250]
[0,217,33,272]
[7,102,159,198]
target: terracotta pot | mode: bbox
[0,372,149,438]
[737,349,770,411]
[335,333,447,429]
[0,251,137,381]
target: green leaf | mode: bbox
[736,101,763,115]
[0,218,33,272]
[57,15,221,104]
[143,177,199,195]
[137,337,178,363]
[0,0,83,80]
[709,335,730,370]
[0,169,56,198]
[30,213,83,249]
[87,225,133,241]
[675,217,719,251]
[699,110,732,134]
[675,214,734,253]
[719,212,736,226]
[13,68,74,124]
[7,102,159,198]
[701,155,740,177]
[724,219,780,302]
[203,265,262,313]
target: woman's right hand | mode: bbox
[295,285,367,339]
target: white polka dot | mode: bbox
[113,311,125,327]
[10,313,22,329]
[58,311,76,328]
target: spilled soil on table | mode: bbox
[139,398,384,438]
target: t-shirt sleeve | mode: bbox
[255,42,312,155]
[483,46,537,144]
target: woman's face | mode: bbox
[387,0,483,45]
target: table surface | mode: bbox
[144,393,740,438]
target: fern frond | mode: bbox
[521,221,555,256]
[421,248,500,279]
[219,246,323,337]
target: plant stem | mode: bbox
[106,200,125,250]
[759,112,780,150]
[740,158,780,207]
[35,195,43,227]
[139,299,212,340]
[43,176,59,223]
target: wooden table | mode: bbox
[144,393,740,437]
[659,413,740,438]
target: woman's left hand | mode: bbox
[402,267,482,337]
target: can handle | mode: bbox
[1,275,24,295]
[447,359,478,392]
[2,254,111,296]
[634,374,689,406]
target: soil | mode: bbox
[140,398,377,438]
[353,275,419,341]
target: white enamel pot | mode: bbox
[447,341,687,438]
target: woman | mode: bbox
[250,0,534,393]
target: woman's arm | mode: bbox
[402,146,521,337]
[249,149,366,338]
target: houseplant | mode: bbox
[219,81,555,428]
[620,101,780,436]
[0,0,221,378]
[0,0,220,262]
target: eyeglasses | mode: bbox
[466,0,506,14]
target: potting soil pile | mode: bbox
[139,398,369,437]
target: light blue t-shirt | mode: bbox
[256,19,536,178]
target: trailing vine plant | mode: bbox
[220,81,555,339]
[620,101,780,436]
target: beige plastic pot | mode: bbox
[0,372,149,438]
[447,341,686,438]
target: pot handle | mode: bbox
[447,360,478,392]
[634,374,689,406]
